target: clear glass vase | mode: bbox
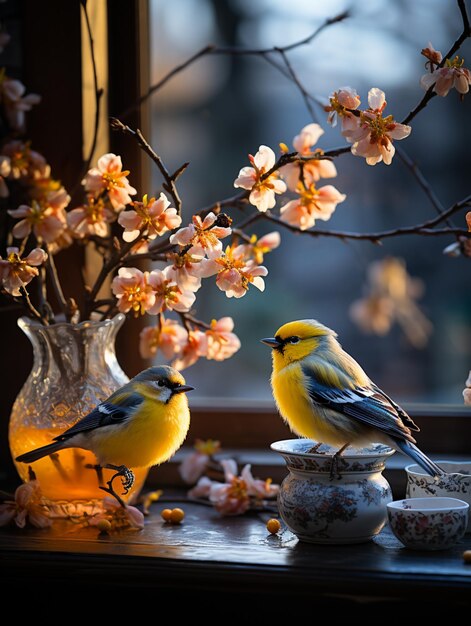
[9,313,148,516]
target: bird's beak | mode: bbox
[260,337,281,349]
[173,384,194,394]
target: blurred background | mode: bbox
[149,0,470,403]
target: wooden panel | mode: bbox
[0,1,83,485]
[0,500,470,610]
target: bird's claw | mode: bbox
[118,466,135,494]
[99,464,135,507]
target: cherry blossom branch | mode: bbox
[261,149,347,182]
[85,230,147,316]
[19,287,48,324]
[118,11,349,121]
[179,312,211,331]
[396,147,447,220]
[402,0,471,125]
[110,117,186,214]
[197,192,250,219]
[44,244,69,318]
[275,48,318,122]
[262,194,471,243]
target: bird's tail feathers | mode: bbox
[395,439,444,478]
[16,441,66,464]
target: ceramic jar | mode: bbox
[406,461,471,532]
[271,438,395,544]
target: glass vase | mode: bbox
[9,313,148,516]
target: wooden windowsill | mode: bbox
[0,493,470,612]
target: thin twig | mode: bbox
[402,0,471,125]
[118,11,349,120]
[19,287,47,324]
[262,194,471,242]
[110,118,185,214]
[197,192,250,218]
[180,312,211,330]
[44,244,68,318]
[275,48,318,121]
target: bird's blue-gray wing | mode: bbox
[302,360,415,443]
[53,392,143,441]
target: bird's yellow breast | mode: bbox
[271,361,347,445]
[89,394,190,468]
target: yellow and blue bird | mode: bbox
[16,365,193,501]
[262,319,443,477]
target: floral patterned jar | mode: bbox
[271,439,395,544]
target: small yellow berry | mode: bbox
[161,508,173,522]
[96,519,112,533]
[266,518,281,534]
[463,550,471,563]
[170,508,185,524]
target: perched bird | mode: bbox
[17,365,193,502]
[262,319,443,478]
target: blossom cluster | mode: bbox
[350,257,433,349]
[180,439,279,516]
[1,28,470,372]
[0,479,144,531]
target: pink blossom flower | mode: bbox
[240,464,279,499]
[463,371,471,406]
[325,87,361,138]
[234,145,287,212]
[1,140,47,180]
[83,153,137,210]
[8,201,67,243]
[421,42,443,69]
[111,267,157,316]
[180,440,221,484]
[88,497,144,530]
[421,55,471,97]
[210,476,250,516]
[350,257,432,348]
[0,480,51,529]
[188,476,214,499]
[147,266,196,314]
[0,155,11,197]
[0,247,47,296]
[201,244,268,298]
[170,212,231,259]
[280,183,346,230]
[348,88,411,165]
[350,295,394,336]
[0,76,41,130]
[238,231,281,265]
[167,252,207,293]
[67,197,115,239]
[118,193,181,242]
[205,317,241,361]
[172,329,208,370]
[282,124,337,191]
[139,317,188,360]
[180,452,210,485]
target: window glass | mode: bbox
[149,0,471,403]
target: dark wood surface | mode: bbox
[1,495,470,612]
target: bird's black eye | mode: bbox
[288,336,300,344]
[158,380,165,387]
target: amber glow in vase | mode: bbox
[9,314,148,515]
